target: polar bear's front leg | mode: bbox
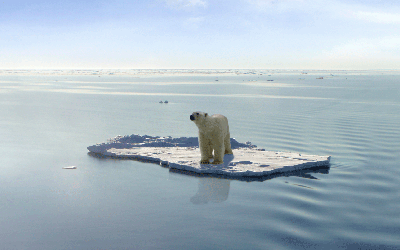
[212,136,225,165]
[199,135,211,164]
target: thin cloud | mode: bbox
[246,0,305,10]
[164,0,207,9]
[246,0,400,24]
[317,36,400,69]
[350,11,400,24]
[183,16,206,29]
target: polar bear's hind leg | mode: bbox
[224,132,233,154]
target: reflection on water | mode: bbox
[190,178,231,205]
[188,167,329,204]
[88,152,330,206]
[169,166,330,205]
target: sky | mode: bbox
[1,0,400,70]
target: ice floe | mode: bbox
[87,134,330,178]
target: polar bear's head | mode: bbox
[190,111,208,127]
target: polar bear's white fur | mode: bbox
[190,111,233,165]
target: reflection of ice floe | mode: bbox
[88,134,330,179]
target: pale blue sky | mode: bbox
[1,0,400,69]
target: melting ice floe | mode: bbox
[87,134,330,177]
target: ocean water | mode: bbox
[1,71,399,249]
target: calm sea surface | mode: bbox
[1,71,399,249]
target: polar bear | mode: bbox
[190,111,233,165]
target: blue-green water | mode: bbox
[1,72,399,249]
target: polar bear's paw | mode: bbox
[225,149,233,155]
[200,160,210,164]
[212,160,223,165]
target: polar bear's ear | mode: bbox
[205,113,208,117]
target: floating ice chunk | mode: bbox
[63,166,77,169]
[87,134,330,178]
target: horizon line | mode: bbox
[1,68,399,71]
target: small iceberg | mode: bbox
[87,134,330,179]
[63,166,77,169]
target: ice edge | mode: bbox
[87,134,331,177]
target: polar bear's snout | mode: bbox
[190,114,195,121]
